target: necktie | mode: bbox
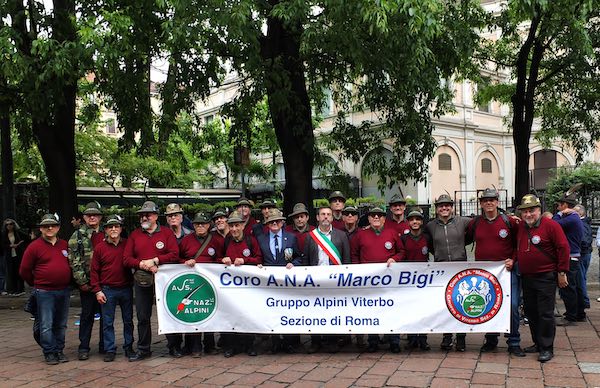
[274,234,279,256]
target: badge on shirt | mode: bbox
[499,229,508,239]
[284,248,293,260]
[155,241,165,249]
[531,235,541,245]
[403,229,410,235]
[384,241,393,250]
[421,246,429,255]
[242,248,251,257]
[207,247,215,256]
[61,250,68,257]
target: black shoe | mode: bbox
[440,335,453,350]
[455,337,466,352]
[77,351,89,361]
[285,344,296,354]
[124,347,134,358]
[169,348,184,358]
[223,349,234,358]
[366,343,379,353]
[204,347,218,355]
[128,351,152,362]
[247,347,257,356]
[480,342,497,352]
[556,317,577,326]
[576,316,587,322]
[538,350,553,362]
[524,345,539,353]
[508,346,526,357]
[45,353,59,365]
[307,343,321,354]
[99,348,106,355]
[103,353,116,362]
[390,344,401,353]
[57,352,69,363]
[419,341,431,351]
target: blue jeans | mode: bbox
[579,253,591,307]
[487,266,521,347]
[36,287,71,355]
[101,286,134,354]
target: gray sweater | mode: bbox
[425,216,471,262]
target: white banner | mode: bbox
[155,262,510,335]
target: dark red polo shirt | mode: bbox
[284,224,315,253]
[401,233,429,262]
[332,218,345,231]
[90,238,131,292]
[91,230,105,247]
[179,232,223,263]
[123,225,179,269]
[387,217,410,237]
[243,216,259,236]
[469,215,518,262]
[224,235,262,265]
[351,226,403,264]
[515,217,570,275]
[20,237,71,290]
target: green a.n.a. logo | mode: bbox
[165,274,216,324]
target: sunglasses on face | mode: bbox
[369,214,384,218]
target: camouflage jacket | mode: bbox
[68,225,98,286]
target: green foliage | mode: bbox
[545,162,600,205]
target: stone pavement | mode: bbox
[2,293,600,388]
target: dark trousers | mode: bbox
[134,283,154,352]
[5,256,24,294]
[221,333,254,353]
[368,334,399,346]
[559,259,585,320]
[79,290,104,353]
[522,272,556,352]
[100,286,134,353]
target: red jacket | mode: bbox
[284,224,315,253]
[224,234,262,265]
[351,226,403,264]
[20,237,71,290]
[123,225,179,269]
[515,217,570,275]
[386,217,410,237]
[179,232,223,263]
[468,214,518,262]
[400,233,430,262]
[90,238,132,292]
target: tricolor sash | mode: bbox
[309,228,342,265]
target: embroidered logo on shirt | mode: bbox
[242,248,251,257]
[531,235,541,245]
[384,241,393,250]
[499,229,508,239]
[156,241,165,249]
[421,246,429,255]
[207,247,215,256]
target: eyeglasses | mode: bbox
[267,220,282,225]
[369,214,383,218]
[342,213,358,216]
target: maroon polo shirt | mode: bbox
[332,218,345,231]
[469,215,518,262]
[179,232,223,263]
[20,237,71,290]
[351,226,403,264]
[386,217,410,237]
[91,230,105,247]
[401,233,429,262]
[515,217,570,275]
[90,238,132,292]
[243,216,259,236]
[224,234,262,265]
[123,225,179,269]
[284,224,315,253]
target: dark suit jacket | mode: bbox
[257,230,302,266]
[303,227,351,266]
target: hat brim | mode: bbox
[103,222,122,227]
[264,216,286,224]
[136,209,159,214]
[435,201,454,206]
[38,221,60,227]
[164,211,183,215]
[289,210,309,217]
[83,210,103,215]
[227,218,244,224]
[517,203,540,210]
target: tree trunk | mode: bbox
[262,15,314,216]
[0,96,16,220]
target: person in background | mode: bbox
[2,218,30,296]
[284,203,314,254]
[328,191,347,230]
[164,203,192,244]
[574,204,592,309]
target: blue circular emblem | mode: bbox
[445,269,502,324]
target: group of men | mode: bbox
[18,187,585,365]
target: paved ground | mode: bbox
[2,251,600,387]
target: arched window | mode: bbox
[438,153,452,171]
[481,158,492,173]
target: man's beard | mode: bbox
[141,221,151,230]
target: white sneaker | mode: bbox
[597,297,600,302]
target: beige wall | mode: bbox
[430,145,462,201]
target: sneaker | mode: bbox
[440,335,453,350]
[480,342,498,352]
[78,352,89,361]
[45,353,59,365]
[597,297,600,302]
[57,352,69,363]
[455,337,466,352]
[103,353,116,362]
[94,313,101,321]
[556,317,576,327]
[74,320,80,326]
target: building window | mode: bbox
[105,119,116,134]
[205,115,214,124]
[438,153,452,171]
[481,158,492,173]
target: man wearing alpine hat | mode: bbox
[387,194,410,237]
[235,197,259,236]
[20,214,71,365]
[351,206,403,353]
[328,191,347,230]
[123,201,179,361]
[516,194,570,363]
[253,199,276,237]
[284,203,314,253]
